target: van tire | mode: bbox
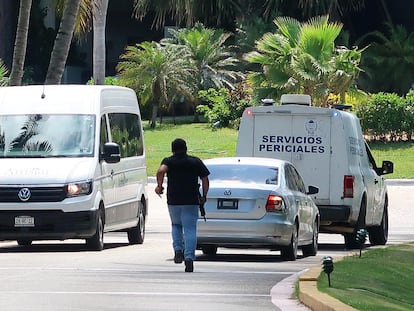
[302,219,318,257]
[344,200,367,249]
[127,202,145,245]
[281,222,298,261]
[86,209,104,251]
[368,204,388,245]
[17,239,32,246]
[201,245,218,255]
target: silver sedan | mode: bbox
[197,157,320,261]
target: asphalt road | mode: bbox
[0,181,412,311]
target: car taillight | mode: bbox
[343,175,354,198]
[265,195,284,212]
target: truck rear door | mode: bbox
[252,112,331,201]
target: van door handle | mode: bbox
[374,179,378,184]
[110,169,114,177]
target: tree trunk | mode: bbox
[9,0,32,86]
[150,100,158,128]
[45,0,81,85]
[93,0,108,85]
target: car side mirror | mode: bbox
[100,142,121,163]
[380,160,394,175]
[307,185,319,195]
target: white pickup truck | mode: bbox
[236,94,394,248]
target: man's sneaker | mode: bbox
[174,250,184,264]
[184,259,194,272]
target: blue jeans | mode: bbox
[168,205,199,261]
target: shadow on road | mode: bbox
[0,241,131,253]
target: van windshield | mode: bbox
[0,114,95,158]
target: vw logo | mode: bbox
[224,189,231,196]
[18,188,31,202]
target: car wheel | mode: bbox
[344,200,367,249]
[281,223,298,261]
[86,209,104,251]
[201,245,218,256]
[302,219,318,257]
[368,204,388,245]
[17,239,32,246]
[128,202,145,245]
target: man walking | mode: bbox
[155,138,210,272]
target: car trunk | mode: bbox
[204,182,277,220]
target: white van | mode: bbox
[236,94,393,248]
[0,85,148,250]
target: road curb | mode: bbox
[298,260,358,311]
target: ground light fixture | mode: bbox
[322,256,334,287]
[356,228,368,257]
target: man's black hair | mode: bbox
[172,138,187,154]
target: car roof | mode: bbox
[203,157,288,166]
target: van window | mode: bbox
[0,114,95,158]
[100,115,109,154]
[108,113,143,157]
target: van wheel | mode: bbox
[17,239,32,246]
[368,205,388,245]
[201,245,217,255]
[302,219,318,257]
[344,200,366,249]
[127,203,145,245]
[281,223,298,261]
[86,209,104,251]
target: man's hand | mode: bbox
[155,185,164,196]
[199,196,206,204]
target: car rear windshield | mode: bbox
[0,114,95,158]
[207,164,279,185]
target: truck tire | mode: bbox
[344,199,366,249]
[368,204,388,245]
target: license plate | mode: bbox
[217,199,239,210]
[14,216,35,227]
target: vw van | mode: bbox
[0,85,148,250]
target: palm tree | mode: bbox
[45,0,81,84]
[9,0,32,86]
[133,0,243,29]
[116,41,195,128]
[92,0,109,85]
[245,15,362,105]
[164,23,244,120]
[357,23,414,95]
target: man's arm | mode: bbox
[155,164,168,195]
[200,176,209,203]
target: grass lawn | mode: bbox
[317,243,414,311]
[144,122,414,178]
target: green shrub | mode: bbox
[196,87,251,129]
[355,92,408,141]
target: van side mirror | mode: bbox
[307,185,319,195]
[100,142,121,163]
[380,160,394,175]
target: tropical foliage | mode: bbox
[0,59,9,86]
[164,23,243,91]
[116,41,195,128]
[245,15,363,105]
[357,23,414,95]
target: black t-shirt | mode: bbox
[161,153,210,205]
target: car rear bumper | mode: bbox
[196,216,293,247]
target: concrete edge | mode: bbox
[298,258,358,311]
